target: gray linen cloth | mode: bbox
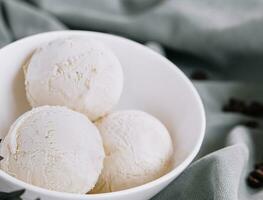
[1,0,263,199]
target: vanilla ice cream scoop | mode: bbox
[92,110,173,193]
[24,37,123,121]
[0,106,105,194]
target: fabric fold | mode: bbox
[2,0,65,40]
[153,139,249,200]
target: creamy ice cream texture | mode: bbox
[92,110,173,193]
[1,36,174,194]
[0,106,105,194]
[24,37,123,121]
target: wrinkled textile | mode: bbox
[1,0,263,199]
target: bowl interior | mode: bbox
[0,31,205,195]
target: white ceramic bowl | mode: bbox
[0,31,205,200]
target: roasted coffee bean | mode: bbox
[255,163,263,169]
[223,98,263,118]
[222,98,246,113]
[247,174,262,188]
[190,70,208,80]
[242,101,263,117]
[253,170,263,181]
[247,163,263,188]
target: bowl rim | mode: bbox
[0,30,206,199]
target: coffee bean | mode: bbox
[190,70,208,80]
[255,163,263,169]
[223,98,263,118]
[247,175,262,188]
[252,170,263,181]
[242,101,263,117]
[247,163,263,188]
[222,98,246,113]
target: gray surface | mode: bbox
[1,0,263,199]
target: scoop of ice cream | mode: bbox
[0,106,105,194]
[92,110,173,193]
[24,37,123,121]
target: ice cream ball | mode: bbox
[24,37,123,121]
[0,106,105,194]
[92,110,173,193]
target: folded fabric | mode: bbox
[2,0,263,80]
[154,82,263,200]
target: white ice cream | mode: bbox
[92,110,173,193]
[0,106,105,194]
[24,37,123,121]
